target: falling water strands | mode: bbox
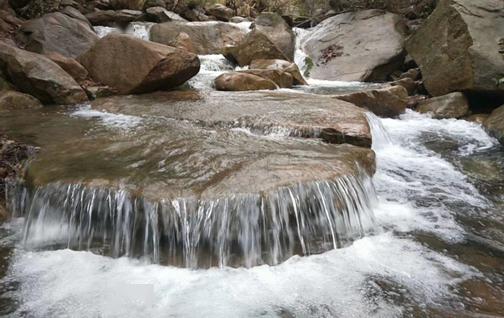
[7,173,377,268]
[365,112,393,149]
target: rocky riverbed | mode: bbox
[0,0,503,317]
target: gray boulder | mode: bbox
[16,12,98,59]
[301,9,406,81]
[406,0,504,97]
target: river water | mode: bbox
[0,25,503,318]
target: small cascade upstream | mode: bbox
[6,172,376,268]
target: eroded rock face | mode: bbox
[406,0,504,97]
[214,72,277,91]
[16,12,98,59]
[416,92,470,119]
[78,34,200,94]
[224,29,288,66]
[0,43,87,104]
[150,21,246,54]
[334,85,408,118]
[301,10,406,81]
[250,59,307,85]
[484,105,504,145]
[254,12,295,61]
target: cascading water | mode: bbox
[7,171,376,268]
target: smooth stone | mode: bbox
[484,105,504,145]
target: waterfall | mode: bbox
[365,112,393,150]
[7,173,377,268]
[94,22,155,41]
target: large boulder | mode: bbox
[250,59,307,85]
[16,12,98,59]
[416,92,470,119]
[406,0,504,97]
[145,6,185,23]
[150,21,246,54]
[334,85,408,118]
[483,105,504,145]
[301,9,406,81]
[224,29,288,67]
[214,72,277,91]
[0,43,87,104]
[78,34,200,94]
[254,12,295,61]
[0,2,22,45]
[0,89,43,110]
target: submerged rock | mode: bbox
[406,0,504,97]
[150,21,246,54]
[484,105,504,145]
[301,9,406,81]
[416,92,470,119]
[214,72,278,91]
[78,33,200,94]
[334,85,408,118]
[250,59,307,85]
[16,12,98,58]
[224,29,288,67]
[89,90,373,147]
[0,43,88,104]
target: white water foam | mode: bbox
[71,104,142,129]
[370,110,496,240]
[94,22,154,41]
[7,232,476,318]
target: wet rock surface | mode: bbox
[416,92,470,119]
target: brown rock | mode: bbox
[0,90,43,110]
[334,85,408,117]
[214,72,277,91]
[224,29,288,67]
[391,77,418,95]
[78,33,200,94]
[110,0,145,10]
[483,105,504,145]
[145,6,183,23]
[85,9,144,26]
[0,43,87,104]
[150,21,246,55]
[242,69,293,88]
[250,59,307,85]
[206,4,233,22]
[45,52,88,82]
[405,0,504,97]
[416,92,470,119]
[465,114,489,125]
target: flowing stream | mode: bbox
[0,24,503,318]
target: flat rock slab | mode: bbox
[0,104,374,202]
[90,90,372,147]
